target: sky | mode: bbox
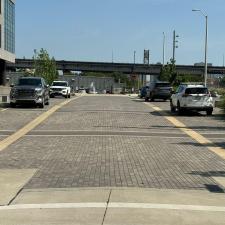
[16,0,225,66]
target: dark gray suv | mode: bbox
[145,81,172,101]
[10,77,50,108]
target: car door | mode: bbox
[172,86,183,106]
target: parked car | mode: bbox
[78,88,86,94]
[10,77,50,108]
[50,81,71,98]
[170,84,213,115]
[139,86,149,98]
[145,81,172,101]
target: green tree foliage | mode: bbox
[160,58,202,87]
[159,59,177,84]
[33,48,58,84]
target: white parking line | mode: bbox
[1,202,225,212]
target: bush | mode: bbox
[220,96,225,112]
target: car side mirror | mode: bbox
[45,84,49,88]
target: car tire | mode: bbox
[206,109,213,116]
[170,100,176,112]
[38,97,45,108]
[145,97,149,102]
[177,101,184,115]
[10,102,16,108]
[50,94,54,98]
[68,94,71,98]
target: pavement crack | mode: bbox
[101,189,112,225]
[7,187,24,205]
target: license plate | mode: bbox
[194,96,201,100]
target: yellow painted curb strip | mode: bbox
[144,102,225,160]
[0,97,80,152]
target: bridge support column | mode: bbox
[0,60,6,86]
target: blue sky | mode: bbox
[16,0,225,65]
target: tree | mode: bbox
[159,58,177,84]
[159,58,202,87]
[33,48,58,84]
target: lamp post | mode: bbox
[192,9,208,87]
[172,30,179,62]
[163,32,165,66]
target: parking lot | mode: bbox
[0,95,225,190]
[0,95,225,224]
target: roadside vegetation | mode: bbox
[159,59,202,90]
[33,48,58,84]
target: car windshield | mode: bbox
[155,83,171,87]
[52,82,67,86]
[185,88,209,94]
[18,78,42,86]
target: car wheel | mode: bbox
[145,97,149,102]
[50,94,54,98]
[170,100,176,112]
[177,101,184,115]
[10,102,16,108]
[150,93,154,102]
[206,109,213,116]
[68,94,71,98]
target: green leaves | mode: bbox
[33,48,58,85]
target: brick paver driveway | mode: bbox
[0,95,225,191]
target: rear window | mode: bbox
[185,88,208,94]
[155,83,171,88]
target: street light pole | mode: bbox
[192,9,208,87]
[172,30,179,62]
[163,32,165,66]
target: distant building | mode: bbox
[0,0,15,85]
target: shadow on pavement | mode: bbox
[188,171,225,193]
[175,141,225,148]
[189,171,225,177]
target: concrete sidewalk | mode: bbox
[0,187,225,225]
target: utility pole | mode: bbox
[163,32,165,66]
[112,51,114,63]
[192,9,208,87]
[172,30,179,62]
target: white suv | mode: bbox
[170,84,213,115]
[50,81,71,98]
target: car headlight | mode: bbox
[35,88,42,95]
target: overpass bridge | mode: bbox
[6,59,225,76]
